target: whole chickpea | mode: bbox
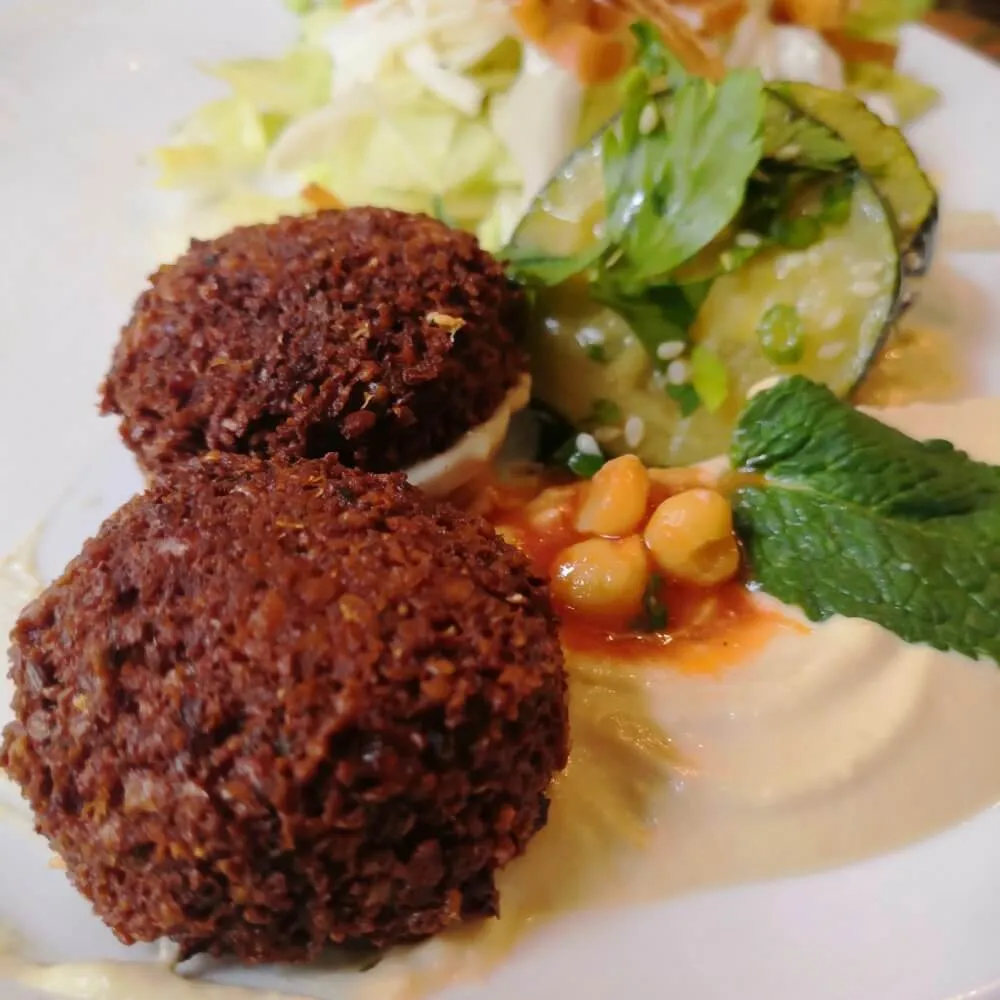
[575,454,650,537]
[643,488,741,586]
[551,535,650,618]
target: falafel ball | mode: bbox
[99,207,528,476]
[0,457,567,963]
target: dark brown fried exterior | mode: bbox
[0,457,567,963]
[100,208,527,475]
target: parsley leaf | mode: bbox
[731,377,1000,663]
[603,70,766,284]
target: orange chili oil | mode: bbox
[485,470,795,674]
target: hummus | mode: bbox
[3,400,1000,1000]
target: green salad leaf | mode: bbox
[602,70,765,284]
[731,377,1000,663]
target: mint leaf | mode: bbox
[731,377,1000,663]
[603,70,766,283]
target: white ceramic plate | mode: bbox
[3,2,1000,998]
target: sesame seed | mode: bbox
[666,359,690,385]
[817,342,846,360]
[624,416,646,449]
[820,307,845,330]
[851,280,881,298]
[656,340,685,361]
[639,102,660,135]
[775,143,801,161]
[575,432,602,456]
[903,250,922,272]
[774,253,805,281]
[735,231,763,249]
[594,425,623,445]
[850,260,884,279]
[576,327,606,348]
[747,375,784,399]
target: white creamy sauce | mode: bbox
[404,374,531,497]
[3,399,1000,1000]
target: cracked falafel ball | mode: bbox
[0,456,567,963]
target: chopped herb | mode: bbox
[771,213,823,250]
[731,377,1000,663]
[762,98,853,170]
[667,382,702,417]
[690,345,729,412]
[584,343,609,363]
[588,398,623,426]
[554,437,606,479]
[639,572,669,631]
[757,304,805,364]
[820,172,855,225]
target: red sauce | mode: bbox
[484,471,798,675]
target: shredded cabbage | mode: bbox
[154,0,601,254]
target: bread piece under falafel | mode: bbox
[100,208,528,476]
[0,456,567,963]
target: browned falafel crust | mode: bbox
[100,207,527,475]
[0,457,567,963]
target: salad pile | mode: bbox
[153,0,936,256]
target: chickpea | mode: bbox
[643,489,741,586]
[525,484,579,532]
[647,466,708,494]
[575,454,650,537]
[551,535,649,617]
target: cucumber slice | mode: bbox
[772,81,938,275]
[509,92,901,467]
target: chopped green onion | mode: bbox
[820,174,855,225]
[640,572,669,631]
[690,345,729,412]
[771,214,823,249]
[589,398,623,425]
[667,382,701,417]
[757,304,806,364]
[554,436,606,479]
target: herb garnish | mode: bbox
[731,377,1000,663]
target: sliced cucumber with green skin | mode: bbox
[773,81,938,275]
[510,92,902,468]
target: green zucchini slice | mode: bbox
[772,81,938,275]
[509,92,901,468]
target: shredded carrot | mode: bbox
[822,28,899,66]
[302,182,345,211]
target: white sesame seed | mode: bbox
[775,143,801,161]
[851,280,881,298]
[820,306,845,331]
[666,359,690,385]
[735,231,763,249]
[817,342,846,360]
[639,102,660,135]
[747,375,785,399]
[903,250,922,272]
[593,425,623,445]
[576,327,606,348]
[774,253,805,281]
[650,370,668,390]
[575,432,602,456]
[850,260,884,279]
[656,340,685,361]
[624,415,646,449]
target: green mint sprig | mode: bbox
[731,376,1000,663]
